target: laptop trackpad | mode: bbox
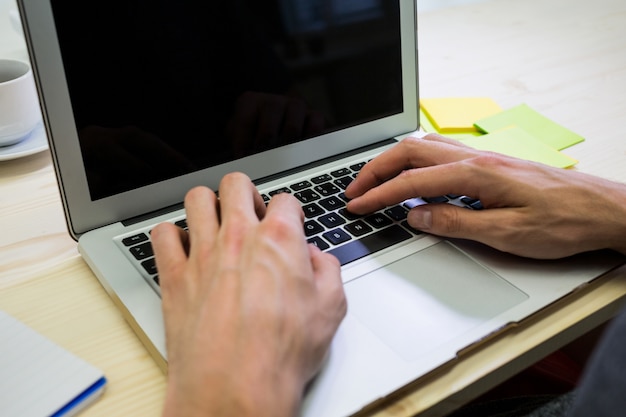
[344,241,528,361]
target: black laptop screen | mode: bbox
[50,0,403,200]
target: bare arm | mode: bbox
[346,133,626,259]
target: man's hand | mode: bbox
[152,173,346,417]
[346,133,626,258]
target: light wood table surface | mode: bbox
[1,0,626,415]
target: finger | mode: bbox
[218,172,266,225]
[345,136,477,200]
[265,191,304,223]
[184,186,219,253]
[407,204,520,252]
[151,222,190,280]
[309,244,342,286]
[261,192,307,254]
[421,132,473,148]
[308,244,345,319]
[151,223,188,343]
[347,160,479,214]
[258,192,319,275]
[308,244,346,338]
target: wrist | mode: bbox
[162,365,303,417]
[592,180,626,256]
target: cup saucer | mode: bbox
[0,122,49,161]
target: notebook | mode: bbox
[17,0,624,415]
[0,310,106,417]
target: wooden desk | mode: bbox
[1,0,626,415]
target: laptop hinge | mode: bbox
[253,138,396,187]
[122,138,397,227]
[122,201,184,227]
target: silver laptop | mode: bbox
[18,0,624,415]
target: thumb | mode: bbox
[407,204,480,239]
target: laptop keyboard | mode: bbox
[118,159,483,289]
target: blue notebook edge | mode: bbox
[52,376,107,417]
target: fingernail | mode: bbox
[408,209,432,230]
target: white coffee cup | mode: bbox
[0,59,41,147]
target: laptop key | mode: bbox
[344,220,373,237]
[338,208,361,220]
[174,219,188,230]
[328,225,412,266]
[334,176,353,190]
[385,205,408,221]
[469,200,483,210]
[311,174,332,184]
[294,189,321,203]
[307,236,330,251]
[122,233,149,246]
[349,161,366,171]
[364,212,393,228]
[403,198,426,210]
[315,182,340,196]
[319,196,346,211]
[422,195,449,204]
[461,197,484,210]
[141,257,157,275]
[330,168,351,178]
[129,242,153,260]
[302,203,325,218]
[269,187,291,196]
[304,220,324,236]
[323,228,352,245]
[318,213,346,228]
[290,180,312,191]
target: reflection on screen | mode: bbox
[51,0,402,200]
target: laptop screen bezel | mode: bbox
[18,0,418,239]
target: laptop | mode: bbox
[17,0,624,415]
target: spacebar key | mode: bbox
[328,225,412,266]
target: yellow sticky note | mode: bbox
[420,97,502,133]
[462,126,578,168]
[474,103,584,150]
[419,108,483,140]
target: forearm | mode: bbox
[492,168,626,258]
[540,170,626,257]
